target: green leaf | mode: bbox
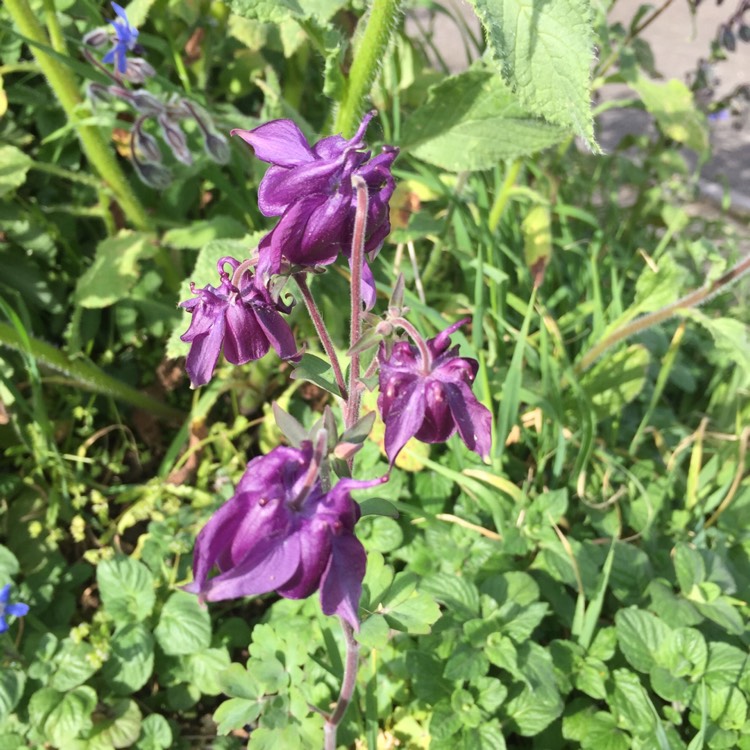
[401,70,566,171]
[358,497,399,518]
[162,217,247,250]
[705,642,750,687]
[674,544,707,595]
[290,353,341,397]
[357,613,390,649]
[49,640,99,691]
[0,545,19,579]
[102,624,155,694]
[154,591,211,656]
[135,714,172,750]
[422,573,481,618]
[229,0,303,22]
[213,697,263,735]
[0,670,25,723]
[384,590,442,634]
[629,77,709,154]
[615,608,671,673]
[29,686,97,747]
[579,344,650,421]
[444,645,490,681]
[74,232,156,308]
[97,557,156,623]
[465,0,597,147]
[218,663,263,700]
[88,699,142,749]
[563,705,631,750]
[184,648,232,695]
[0,145,32,197]
[610,669,657,736]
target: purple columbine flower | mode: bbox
[184,443,379,630]
[231,113,398,282]
[179,256,299,388]
[0,584,29,633]
[378,319,492,464]
[102,3,139,75]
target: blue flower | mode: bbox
[102,3,139,74]
[0,584,29,633]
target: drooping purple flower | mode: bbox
[102,3,139,75]
[184,444,379,630]
[231,113,398,279]
[0,584,29,633]
[179,256,299,388]
[378,319,492,464]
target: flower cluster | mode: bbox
[84,4,229,187]
[184,443,379,631]
[179,111,492,642]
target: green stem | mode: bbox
[4,0,151,230]
[335,0,402,137]
[488,160,521,233]
[576,254,750,373]
[41,0,69,55]
[0,321,182,420]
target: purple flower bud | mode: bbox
[87,82,112,104]
[158,114,192,165]
[184,443,383,630]
[179,257,300,388]
[102,2,140,75]
[231,112,398,274]
[122,57,156,84]
[133,159,172,190]
[83,27,110,48]
[131,90,165,117]
[203,131,231,164]
[133,121,163,163]
[0,584,29,633]
[377,320,492,464]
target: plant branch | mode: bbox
[324,619,359,750]
[294,275,349,400]
[345,176,369,429]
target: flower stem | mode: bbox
[345,176,369,429]
[4,0,152,230]
[576,254,750,373]
[324,619,359,750]
[295,275,349,400]
[335,0,402,137]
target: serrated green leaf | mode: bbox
[154,591,211,656]
[422,573,481,618]
[88,699,142,749]
[401,70,566,171]
[49,640,98,691]
[0,670,25,723]
[0,545,19,579]
[102,624,155,694]
[384,591,442,634]
[135,714,172,750]
[615,607,671,673]
[0,145,32,197]
[29,686,97,747]
[74,232,156,308]
[357,613,390,649]
[610,669,657,736]
[465,0,597,147]
[97,557,156,623]
[229,0,303,22]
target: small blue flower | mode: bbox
[102,3,139,75]
[0,584,29,633]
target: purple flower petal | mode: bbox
[231,120,314,167]
[222,303,270,365]
[5,602,29,617]
[381,379,426,464]
[320,533,367,630]
[444,382,492,460]
[183,311,226,387]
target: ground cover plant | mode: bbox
[1,0,749,747]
